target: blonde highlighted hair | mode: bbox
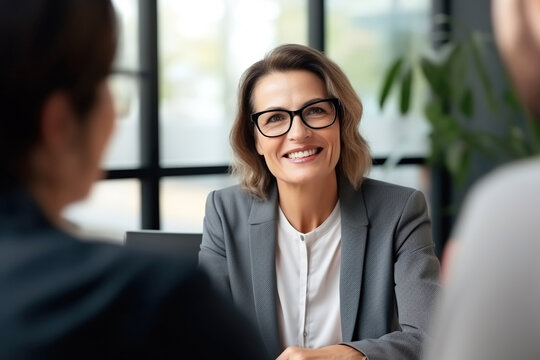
[230,43,371,199]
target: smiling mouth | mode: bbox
[285,147,323,160]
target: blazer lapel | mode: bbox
[338,177,369,341]
[248,184,281,356]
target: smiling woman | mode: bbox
[252,70,342,202]
[198,43,441,360]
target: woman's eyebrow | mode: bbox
[258,97,328,112]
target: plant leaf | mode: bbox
[526,114,540,154]
[420,57,446,99]
[503,88,520,111]
[379,58,404,109]
[459,88,474,118]
[424,101,443,125]
[400,66,413,115]
[445,43,468,101]
[445,140,469,187]
[508,125,529,157]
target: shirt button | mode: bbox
[303,331,307,337]
[300,235,305,241]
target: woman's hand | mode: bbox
[275,344,366,360]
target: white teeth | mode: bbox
[287,148,318,159]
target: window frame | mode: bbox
[108,0,450,254]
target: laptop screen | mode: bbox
[124,230,202,261]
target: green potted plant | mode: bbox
[378,22,540,188]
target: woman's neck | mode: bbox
[277,173,339,233]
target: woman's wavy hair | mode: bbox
[230,43,371,200]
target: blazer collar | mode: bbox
[338,176,369,227]
[338,176,369,341]
[248,183,278,225]
[248,182,281,357]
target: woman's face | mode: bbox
[252,70,341,189]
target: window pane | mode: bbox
[62,179,141,243]
[327,0,431,158]
[368,164,429,193]
[112,0,139,71]
[105,0,141,169]
[159,0,307,167]
[103,74,141,169]
[161,174,239,232]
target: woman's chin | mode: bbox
[276,171,336,189]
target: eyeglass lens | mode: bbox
[257,100,336,137]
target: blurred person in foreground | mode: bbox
[0,1,269,359]
[424,0,540,359]
[199,43,441,360]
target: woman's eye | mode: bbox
[266,113,286,123]
[306,106,325,115]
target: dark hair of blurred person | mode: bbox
[0,0,116,195]
[0,1,270,359]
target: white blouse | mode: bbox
[275,201,342,349]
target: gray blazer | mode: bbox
[199,177,440,359]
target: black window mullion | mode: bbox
[138,0,160,230]
[308,0,325,52]
[108,0,432,233]
[430,0,453,257]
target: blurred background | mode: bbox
[63,0,531,258]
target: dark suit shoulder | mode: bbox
[1,191,270,359]
[6,228,199,285]
[0,232,202,357]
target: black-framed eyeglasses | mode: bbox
[251,98,340,138]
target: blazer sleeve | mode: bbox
[198,190,232,297]
[345,190,441,360]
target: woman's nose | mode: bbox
[287,114,312,140]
